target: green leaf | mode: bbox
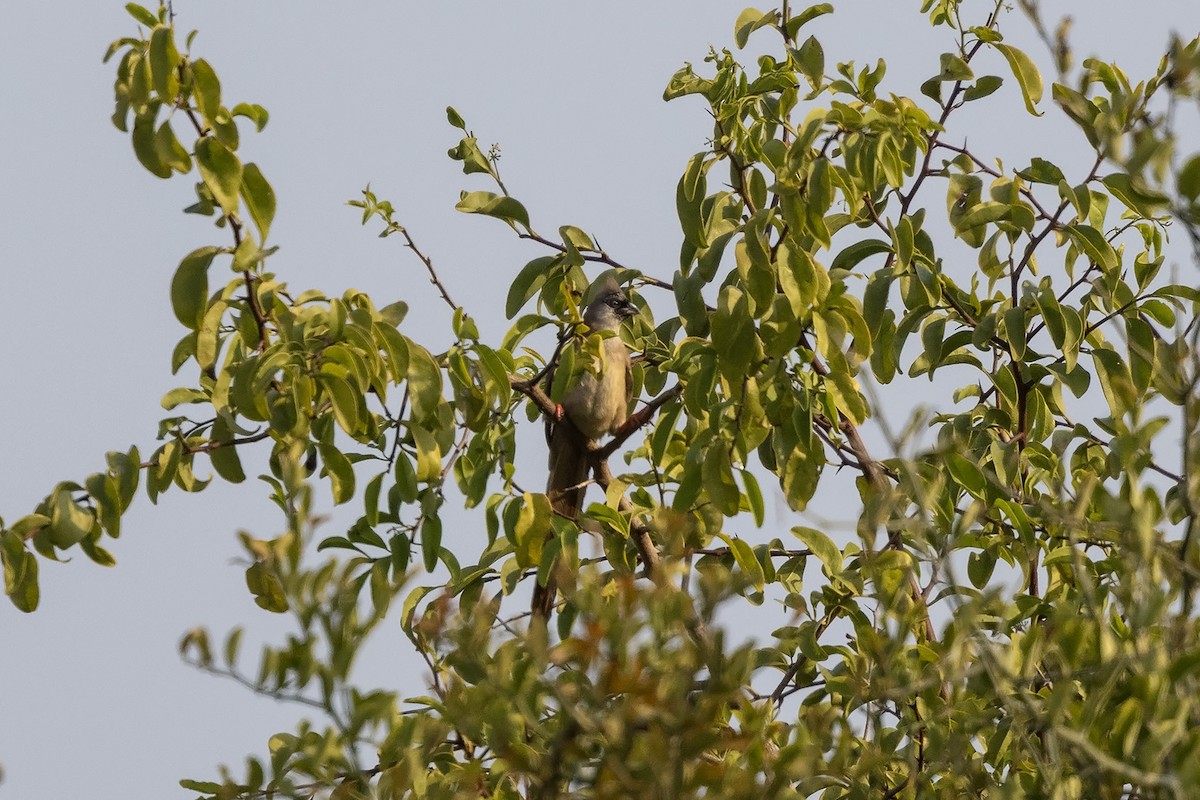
[153,121,191,174]
[189,58,222,127]
[1016,157,1065,185]
[1178,154,1200,202]
[196,136,242,215]
[1101,173,1169,217]
[830,238,891,272]
[1046,361,1091,398]
[148,25,179,99]
[231,102,269,132]
[160,387,207,410]
[1002,305,1027,360]
[663,63,712,101]
[474,343,513,408]
[1035,285,1066,350]
[209,418,246,484]
[741,469,765,527]
[420,514,443,573]
[411,425,442,482]
[195,301,226,374]
[406,341,443,422]
[454,191,529,230]
[108,447,141,508]
[1126,316,1156,395]
[363,473,383,527]
[506,255,556,319]
[319,372,361,436]
[240,163,276,243]
[785,4,833,40]
[711,286,761,384]
[967,549,996,588]
[702,440,740,516]
[132,110,171,178]
[448,136,494,177]
[3,530,40,612]
[946,453,987,499]
[170,246,219,330]
[245,562,287,612]
[676,153,711,251]
[318,443,356,505]
[223,626,243,667]
[84,472,122,538]
[1052,83,1099,146]
[446,106,466,130]
[953,201,1010,235]
[1064,224,1118,272]
[734,8,776,49]
[512,492,552,568]
[938,53,974,81]
[793,526,841,575]
[49,488,95,549]
[992,43,1043,116]
[188,58,222,124]
[1092,347,1135,415]
[963,75,1003,101]
[794,35,825,89]
[125,2,158,27]
[726,535,765,590]
[394,450,419,504]
[374,322,410,384]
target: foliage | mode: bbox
[6,0,1200,796]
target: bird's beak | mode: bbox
[617,298,638,319]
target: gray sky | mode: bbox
[1,2,1196,797]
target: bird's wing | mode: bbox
[624,340,634,408]
[543,355,557,446]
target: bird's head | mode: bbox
[582,275,638,331]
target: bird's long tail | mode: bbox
[533,421,589,619]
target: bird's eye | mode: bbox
[607,297,621,307]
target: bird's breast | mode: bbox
[562,338,629,440]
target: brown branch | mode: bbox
[593,459,661,581]
[186,658,328,714]
[899,1,1006,218]
[710,112,758,215]
[694,547,812,559]
[509,373,558,417]
[597,384,684,460]
[394,224,460,312]
[528,384,683,583]
[177,98,270,351]
[1012,153,1103,283]
[517,230,674,292]
[769,605,838,706]
[229,217,270,352]
[1053,419,1183,484]
[806,348,939,647]
[933,140,1055,220]
[139,429,271,470]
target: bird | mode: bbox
[532,275,638,619]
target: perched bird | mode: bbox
[533,276,638,619]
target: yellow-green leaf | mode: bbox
[189,58,222,127]
[318,443,355,505]
[240,163,275,243]
[992,43,1043,116]
[170,246,219,330]
[196,136,242,215]
[734,8,776,49]
[148,25,179,99]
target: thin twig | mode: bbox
[395,225,460,312]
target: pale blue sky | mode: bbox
[1,2,1196,797]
